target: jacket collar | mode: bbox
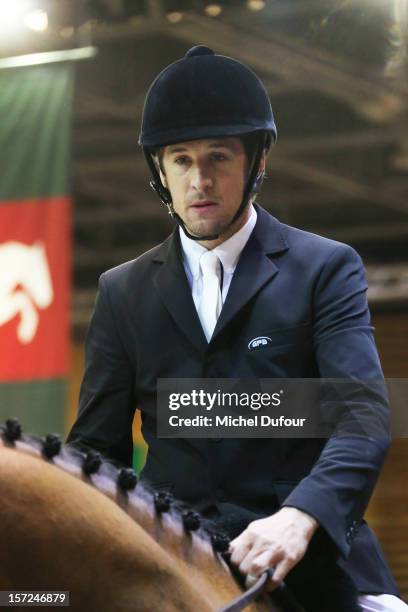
[152,204,289,263]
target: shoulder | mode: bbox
[255,205,365,286]
[99,235,172,291]
[256,204,359,261]
[283,223,361,265]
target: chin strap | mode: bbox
[143,133,267,242]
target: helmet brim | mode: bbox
[140,122,277,149]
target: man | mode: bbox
[67,46,406,611]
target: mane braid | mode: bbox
[0,421,231,565]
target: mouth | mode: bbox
[189,200,219,213]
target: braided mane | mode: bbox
[0,419,231,568]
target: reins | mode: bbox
[218,570,273,612]
[217,566,305,612]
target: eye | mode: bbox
[174,155,190,165]
[211,152,228,161]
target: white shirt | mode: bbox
[179,204,257,311]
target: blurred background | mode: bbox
[0,0,407,600]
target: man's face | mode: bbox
[160,137,250,246]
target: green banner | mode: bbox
[0,63,74,438]
[0,64,73,201]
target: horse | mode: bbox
[0,241,53,343]
[0,419,282,612]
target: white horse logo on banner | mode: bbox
[0,241,54,344]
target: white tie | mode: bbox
[198,250,222,341]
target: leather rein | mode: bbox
[218,570,273,612]
[218,568,305,612]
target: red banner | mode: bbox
[0,197,71,382]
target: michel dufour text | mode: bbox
[167,390,307,429]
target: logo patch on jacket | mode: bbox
[248,336,272,350]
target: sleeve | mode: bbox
[66,272,136,467]
[281,244,390,559]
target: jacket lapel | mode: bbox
[212,205,289,341]
[152,231,208,353]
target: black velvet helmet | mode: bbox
[139,45,278,241]
[139,45,277,148]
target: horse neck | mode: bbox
[0,443,215,612]
[92,474,276,612]
[0,438,276,612]
[88,470,249,608]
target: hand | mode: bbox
[228,507,318,591]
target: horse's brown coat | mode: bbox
[0,441,278,612]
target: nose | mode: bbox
[190,163,213,192]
